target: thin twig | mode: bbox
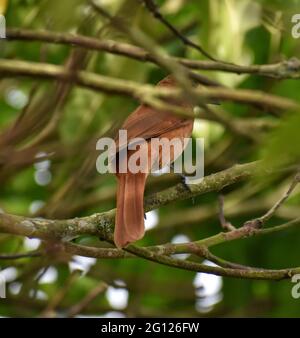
[66,282,108,318]
[202,104,259,142]
[217,195,236,232]
[90,0,198,100]
[0,250,42,259]
[244,173,300,228]
[31,266,49,299]
[123,242,300,280]
[141,0,217,61]
[189,245,261,270]
[39,270,81,318]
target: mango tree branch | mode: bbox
[0,161,300,280]
[0,162,259,241]
[122,243,300,280]
[178,57,300,79]
[187,217,300,249]
[63,217,300,261]
[6,28,300,79]
[0,59,298,114]
[4,215,300,262]
[1,214,300,280]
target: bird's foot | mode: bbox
[180,174,194,201]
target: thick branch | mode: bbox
[1,162,300,280]
[6,28,300,79]
[0,59,298,113]
[0,162,258,241]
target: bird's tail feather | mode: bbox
[114,172,147,248]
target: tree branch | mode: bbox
[122,243,300,280]
[66,282,108,318]
[0,59,298,114]
[0,162,259,241]
[141,0,217,61]
[0,250,42,259]
[217,194,236,231]
[244,173,300,228]
[6,28,300,79]
[1,161,300,280]
[61,216,300,259]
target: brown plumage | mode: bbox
[113,76,194,248]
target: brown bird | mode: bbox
[113,76,194,248]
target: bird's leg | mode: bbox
[170,164,194,202]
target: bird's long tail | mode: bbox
[114,172,147,248]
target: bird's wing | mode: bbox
[115,105,190,152]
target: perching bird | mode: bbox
[113,75,194,248]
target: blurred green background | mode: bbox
[0,0,300,317]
